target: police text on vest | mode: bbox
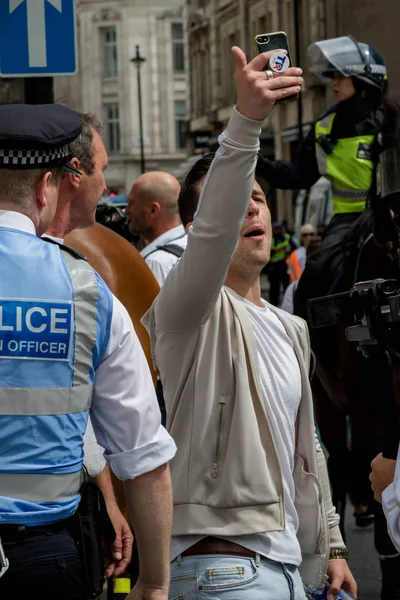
[0,299,73,361]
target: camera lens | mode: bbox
[382,281,396,295]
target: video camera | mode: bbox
[308,278,400,350]
[308,278,400,459]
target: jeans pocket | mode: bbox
[197,556,259,591]
[169,571,197,600]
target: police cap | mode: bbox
[0,104,82,174]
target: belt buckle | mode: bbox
[0,536,9,579]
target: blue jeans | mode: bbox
[169,554,307,600]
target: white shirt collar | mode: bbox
[141,224,186,258]
[0,210,36,235]
[42,234,64,244]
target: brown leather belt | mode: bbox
[182,537,256,558]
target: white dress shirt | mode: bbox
[382,444,400,552]
[0,210,176,480]
[141,224,187,286]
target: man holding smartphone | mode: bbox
[143,48,357,600]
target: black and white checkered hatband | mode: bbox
[0,145,71,169]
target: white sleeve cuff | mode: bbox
[382,483,400,552]
[105,425,177,481]
[223,107,263,147]
[382,482,397,511]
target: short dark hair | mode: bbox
[0,166,64,207]
[70,112,101,175]
[178,152,215,227]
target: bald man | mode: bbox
[126,171,187,286]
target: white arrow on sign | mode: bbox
[10,0,62,68]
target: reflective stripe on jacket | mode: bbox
[315,112,374,214]
[0,230,112,525]
[270,233,291,263]
[287,247,305,283]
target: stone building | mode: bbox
[53,0,189,193]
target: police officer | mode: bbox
[0,104,176,600]
[256,35,385,307]
[268,221,291,305]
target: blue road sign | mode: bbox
[0,0,77,77]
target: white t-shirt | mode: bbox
[172,290,303,566]
[140,225,187,286]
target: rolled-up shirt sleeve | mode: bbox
[90,294,176,480]
[382,444,400,552]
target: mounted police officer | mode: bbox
[256,35,386,308]
[268,221,291,305]
[0,104,176,600]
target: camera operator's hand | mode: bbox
[232,46,303,122]
[370,452,396,503]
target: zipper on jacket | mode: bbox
[210,398,226,479]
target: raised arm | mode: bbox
[256,126,320,190]
[152,48,303,332]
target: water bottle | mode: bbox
[304,585,355,599]
[304,585,328,599]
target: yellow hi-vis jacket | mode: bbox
[315,112,374,215]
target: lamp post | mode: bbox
[293,0,304,143]
[131,45,147,174]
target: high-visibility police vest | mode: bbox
[0,229,112,526]
[315,112,375,214]
[270,233,291,263]
[287,247,305,283]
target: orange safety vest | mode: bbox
[286,249,303,283]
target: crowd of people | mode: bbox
[1,33,400,600]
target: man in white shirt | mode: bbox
[143,48,356,600]
[371,452,400,548]
[126,172,187,286]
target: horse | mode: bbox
[304,106,400,597]
[65,222,160,518]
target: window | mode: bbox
[104,103,121,153]
[174,100,187,150]
[172,23,185,73]
[101,26,118,77]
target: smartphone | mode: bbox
[254,31,298,104]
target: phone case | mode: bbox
[254,31,298,104]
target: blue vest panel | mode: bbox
[0,227,112,525]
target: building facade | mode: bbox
[54,0,189,193]
[185,0,400,223]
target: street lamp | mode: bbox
[131,45,147,174]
